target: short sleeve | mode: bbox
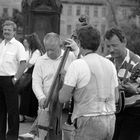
[64,59,91,88]
[64,61,78,87]
[17,42,27,62]
[29,49,41,65]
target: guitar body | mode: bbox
[125,94,140,107]
[116,68,140,114]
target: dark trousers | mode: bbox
[20,81,38,117]
[0,76,19,140]
[113,108,140,140]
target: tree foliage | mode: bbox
[12,9,24,29]
[120,19,140,56]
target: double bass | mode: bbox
[38,47,70,140]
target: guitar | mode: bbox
[116,68,140,113]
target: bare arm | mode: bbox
[59,84,74,103]
[14,60,26,80]
[115,86,119,104]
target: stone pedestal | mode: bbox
[22,0,62,41]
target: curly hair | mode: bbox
[77,25,101,52]
[104,27,126,43]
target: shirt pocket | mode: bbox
[4,52,16,62]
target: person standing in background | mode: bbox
[0,20,27,140]
[19,33,44,122]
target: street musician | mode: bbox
[59,25,118,140]
[104,27,140,140]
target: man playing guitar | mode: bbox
[105,27,140,140]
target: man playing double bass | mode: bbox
[19,32,79,140]
[104,27,140,140]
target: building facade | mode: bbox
[0,0,22,18]
[60,0,138,39]
[0,0,138,38]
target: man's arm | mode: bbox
[64,38,80,58]
[32,61,46,108]
[115,86,119,103]
[59,84,74,103]
[12,60,26,84]
[13,42,27,83]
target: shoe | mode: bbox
[19,133,34,140]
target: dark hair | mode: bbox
[71,15,89,40]
[77,25,101,52]
[24,33,45,54]
[79,14,89,26]
[104,27,126,43]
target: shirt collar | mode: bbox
[3,37,16,45]
[123,48,130,63]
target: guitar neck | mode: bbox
[125,95,140,107]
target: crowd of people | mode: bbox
[0,19,140,140]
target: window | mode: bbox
[67,5,72,16]
[85,6,89,16]
[93,21,99,28]
[76,5,81,16]
[67,25,72,35]
[2,8,8,17]
[93,6,98,17]
[60,20,65,35]
[102,7,106,17]
[101,24,106,35]
[122,8,127,18]
[3,8,8,14]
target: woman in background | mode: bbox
[19,33,45,122]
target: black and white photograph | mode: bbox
[0,0,140,140]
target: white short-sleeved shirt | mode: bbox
[0,37,27,76]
